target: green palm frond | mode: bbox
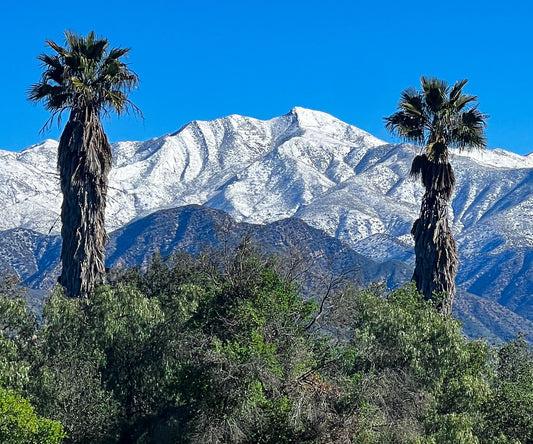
[384,87,429,145]
[45,39,68,58]
[107,47,130,60]
[384,112,426,145]
[451,107,488,149]
[448,79,468,102]
[421,77,449,113]
[86,38,107,61]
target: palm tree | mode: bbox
[28,30,140,298]
[384,77,487,315]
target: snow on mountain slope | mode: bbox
[1,107,532,317]
[0,139,61,233]
[0,107,385,232]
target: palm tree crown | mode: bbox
[384,77,488,164]
[28,30,140,126]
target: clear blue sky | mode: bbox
[2,0,533,154]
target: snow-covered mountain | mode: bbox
[1,107,532,322]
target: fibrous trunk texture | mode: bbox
[58,108,112,298]
[411,163,458,316]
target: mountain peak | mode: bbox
[288,106,341,127]
[284,107,387,148]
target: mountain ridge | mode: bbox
[1,203,531,343]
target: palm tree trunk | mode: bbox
[58,108,112,298]
[411,189,458,315]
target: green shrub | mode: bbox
[0,385,65,444]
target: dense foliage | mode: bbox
[1,245,532,443]
[0,276,65,443]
